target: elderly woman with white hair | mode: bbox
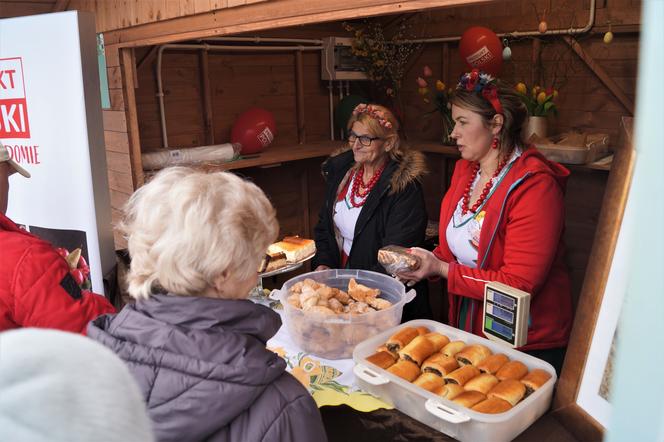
[88,167,326,442]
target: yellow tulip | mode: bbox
[532,86,541,97]
[515,82,527,95]
[418,87,429,96]
[436,80,446,91]
[537,91,547,104]
[553,89,559,99]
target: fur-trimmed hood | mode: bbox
[323,146,427,195]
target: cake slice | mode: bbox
[267,236,315,263]
[258,252,288,273]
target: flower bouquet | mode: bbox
[514,82,559,117]
[415,65,455,144]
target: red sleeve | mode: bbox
[11,243,116,334]
[447,173,565,300]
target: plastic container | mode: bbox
[277,269,415,359]
[353,319,557,442]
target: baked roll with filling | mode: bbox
[385,327,419,354]
[521,369,552,397]
[398,335,436,366]
[496,361,529,381]
[464,373,500,395]
[441,340,466,358]
[488,379,526,406]
[366,351,397,369]
[413,372,445,392]
[456,344,492,366]
[422,353,459,377]
[416,326,430,336]
[423,332,450,352]
[443,365,480,386]
[433,383,465,400]
[387,360,421,382]
[477,353,509,374]
[452,391,486,408]
[472,397,513,414]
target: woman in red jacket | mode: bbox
[400,70,573,373]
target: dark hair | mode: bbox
[450,82,528,157]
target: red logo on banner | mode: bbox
[0,57,31,138]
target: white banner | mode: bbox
[0,11,114,295]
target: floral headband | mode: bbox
[456,69,504,115]
[352,103,393,129]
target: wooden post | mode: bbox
[120,48,144,188]
[442,42,450,84]
[300,167,310,239]
[531,38,541,87]
[563,36,634,115]
[295,50,306,144]
[199,49,215,145]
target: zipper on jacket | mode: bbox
[346,185,390,266]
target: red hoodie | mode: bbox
[434,148,573,351]
[0,213,116,333]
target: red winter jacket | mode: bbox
[433,148,573,351]
[0,213,116,333]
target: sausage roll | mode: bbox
[521,368,552,397]
[366,351,397,370]
[441,340,466,358]
[477,353,509,374]
[496,360,529,381]
[464,373,500,395]
[386,360,420,382]
[422,353,459,377]
[443,365,480,386]
[455,344,492,366]
[423,332,450,352]
[452,391,486,408]
[385,327,419,354]
[488,379,526,406]
[433,383,465,400]
[416,326,430,336]
[413,372,445,392]
[472,397,513,414]
[398,335,436,366]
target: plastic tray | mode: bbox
[277,269,415,359]
[352,319,557,442]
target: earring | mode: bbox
[491,137,499,150]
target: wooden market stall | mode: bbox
[0,0,641,440]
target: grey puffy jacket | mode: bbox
[88,294,327,442]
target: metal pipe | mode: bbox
[403,0,596,43]
[156,43,323,148]
[201,36,323,45]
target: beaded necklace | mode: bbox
[349,162,387,208]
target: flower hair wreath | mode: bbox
[352,104,393,129]
[456,69,504,115]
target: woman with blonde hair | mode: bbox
[312,103,431,320]
[88,167,326,442]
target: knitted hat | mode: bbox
[0,329,154,442]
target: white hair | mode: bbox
[119,167,278,300]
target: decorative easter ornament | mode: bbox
[538,21,548,33]
[604,22,614,44]
[502,39,512,61]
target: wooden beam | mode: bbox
[53,0,70,12]
[295,51,306,144]
[103,0,489,48]
[563,36,634,115]
[199,49,215,145]
[137,46,158,71]
[442,42,450,84]
[531,38,541,87]
[120,48,144,188]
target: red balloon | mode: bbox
[230,107,277,155]
[459,26,503,76]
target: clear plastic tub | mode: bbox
[353,319,557,442]
[277,269,415,359]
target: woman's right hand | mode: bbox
[396,247,448,282]
[315,265,331,271]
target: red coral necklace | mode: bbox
[461,156,509,215]
[349,162,387,208]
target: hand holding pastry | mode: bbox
[395,247,449,283]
